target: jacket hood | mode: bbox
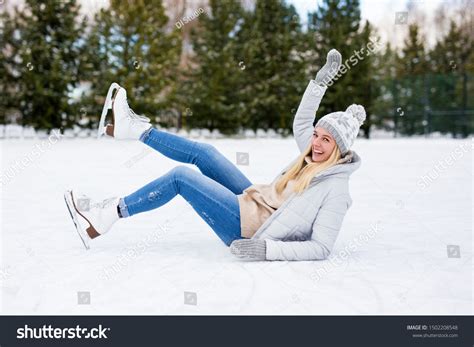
[308,149,361,183]
[276,150,361,185]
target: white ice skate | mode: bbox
[97,82,120,138]
[64,190,119,249]
[97,83,152,140]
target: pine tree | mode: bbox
[397,24,429,76]
[0,9,15,125]
[395,23,430,135]
[428,20,473,137]
[309,0,361,114]
[238,0,307,133]
[82,0,181,130]
[371,42,398,133]
[351,20,379,138]
[183,0,246,134]
[0,0,86,130]
[309,0,377,137]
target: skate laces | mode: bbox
[125,98,150,124]
[89,197,117,210]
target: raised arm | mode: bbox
[293,49,342,153]
[292,81,327,152]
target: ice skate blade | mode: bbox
[64,190,91,250]
[97,82,121,138]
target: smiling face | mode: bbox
[311,126,337,162]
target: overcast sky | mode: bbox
[75,0,450,47]
[290,0,452,47]
[3,0,456,48]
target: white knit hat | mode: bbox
[315,104,366,156]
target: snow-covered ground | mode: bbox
[0,135,472,315]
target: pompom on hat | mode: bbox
[315,104,366,156]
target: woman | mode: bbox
[64,49,364,261]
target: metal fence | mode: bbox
[373,72,473,138]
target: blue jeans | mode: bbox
[120,128,253,246]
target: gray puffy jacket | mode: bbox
[251,80,362,261]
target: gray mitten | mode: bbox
[315,49,342,86]
[230,239,266,260]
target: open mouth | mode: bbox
[313,148,323,155]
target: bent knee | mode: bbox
[197,142,218,156]
[170,166,202,194]
[171,165,196,179]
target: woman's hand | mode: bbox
[230,239,266,260]
[315,49,342,86]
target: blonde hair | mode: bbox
[275,142,341,195]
